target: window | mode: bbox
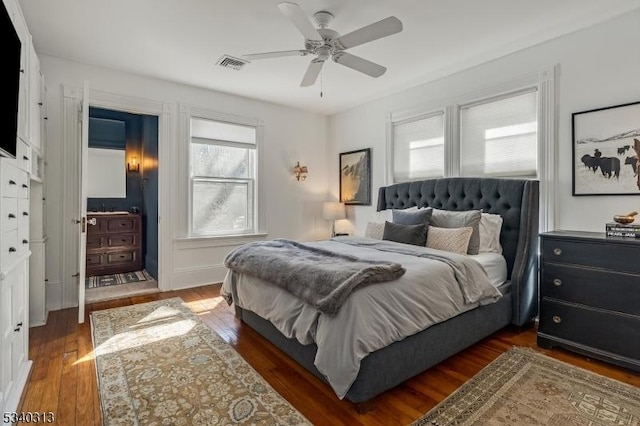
[392,112,445,182]
[190,117,257,236]
[460,90,538,177]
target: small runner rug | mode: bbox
[90,297,310,425]
[412,347,640,425]
[86,270,154,289]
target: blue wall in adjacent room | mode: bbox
[141,115,159,279]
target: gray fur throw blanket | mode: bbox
[224,239,406,316]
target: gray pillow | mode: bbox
[382,221,427,246]
[430,209,482,255]
[392,207,433,226]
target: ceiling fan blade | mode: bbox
[332,52,386,78]
[300,59,324,87]
[278,2,323,42]
[243,50,310,60]
[334,16,402,50]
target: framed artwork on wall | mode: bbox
[572,101,640,196]
[339,148,371,205]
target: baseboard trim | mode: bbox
[171,264,226,290]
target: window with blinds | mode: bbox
[190,117,257,236]
[460,90,538,177]
[392,113,445,182]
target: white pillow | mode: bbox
[479,212,503,254]
[370,206,420,223]
[426,226,473,255]
[364,222,385,239]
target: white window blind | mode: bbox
[460,90,538,177]
[393,113,444,182]
[190,117,257,236]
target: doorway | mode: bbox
[84,107,159,303]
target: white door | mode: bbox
[77,81,89,323]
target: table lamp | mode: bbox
[323,202,346,237]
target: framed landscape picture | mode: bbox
[339,148,371,205]
[572,101,640,196]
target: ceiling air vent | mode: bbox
[216,55,249,71]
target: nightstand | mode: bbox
[538,230,640,371]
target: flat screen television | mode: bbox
[0,0,21,159]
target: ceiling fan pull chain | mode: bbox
[320,69,323,98]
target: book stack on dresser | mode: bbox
[605,222,640,238]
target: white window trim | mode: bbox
[179,104,267,241]
[386,66,557,232]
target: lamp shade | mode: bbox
[322,202,346,220]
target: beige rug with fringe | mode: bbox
[412,347,640,426]
[90,297,310,425]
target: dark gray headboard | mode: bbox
[377,177,539,326]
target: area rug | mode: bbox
[86,270,154,289]
[412,347,640,425]
[90,297,310,425]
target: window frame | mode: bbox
[186,108,264,238]
[386,67,557,231]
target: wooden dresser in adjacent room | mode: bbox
[538,230,640,371]
[86,213,142,276]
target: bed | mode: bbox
[222,177,539,404]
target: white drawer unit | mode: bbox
[0,162,20,199]
[1,198,18,232]
[0,155,32,417]
[16,139,31,173]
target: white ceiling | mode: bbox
[18,0,640,114]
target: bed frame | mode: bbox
[234,177,539,404]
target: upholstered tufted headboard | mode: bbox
[377,177,539,326]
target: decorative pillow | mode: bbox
[479,212,504,254]
[364,222,385,240]
[371,209,392,223]
[392,207,433,226]
[426,226,473,255]
[382,221,427,246]
[371,206,419,223]
[430,209,482,255]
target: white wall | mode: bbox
[328,10,640,236]
[41,55,330,309]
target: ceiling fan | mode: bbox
[243,2,403,87]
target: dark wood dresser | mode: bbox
[86,213,142,276]
[538,230,640,371]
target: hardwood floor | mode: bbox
[19,284,640,425]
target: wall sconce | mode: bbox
[128,156,140,172]
[293,161,308,181]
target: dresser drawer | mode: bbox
[107,233,137,247]
[0,161,20,198]
[539,300,640,360]
[17,172,29,199]
[17,198,29,228]
[107,217,139,232]
[86,253,104,267]
[542,263,640,315]
[16,139,31,173]
[87,235,106,250]
[107,250,138,265]
[1,198,18,232]
[18,225,29,253]
[1,230,19,270]
[542,238,640,274]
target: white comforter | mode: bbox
[221,237,502,398]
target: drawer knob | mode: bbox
[9,247,17,253]
[552,315,562,324]
[23,155,29,161]
[8,180,16,186]
[22,212,29,216]
[22,239,28,244]
[553,278,562,287]
[553,248,562,256]
[22,184,28,189]
[8,213,16,219]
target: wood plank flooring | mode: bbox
[18,284,640,425]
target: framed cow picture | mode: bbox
[572,101,640,195]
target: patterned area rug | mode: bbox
[90,298,310,425]
[412,347,640,425]
[86,270,154,289]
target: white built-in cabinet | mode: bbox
[1,0,46,417]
